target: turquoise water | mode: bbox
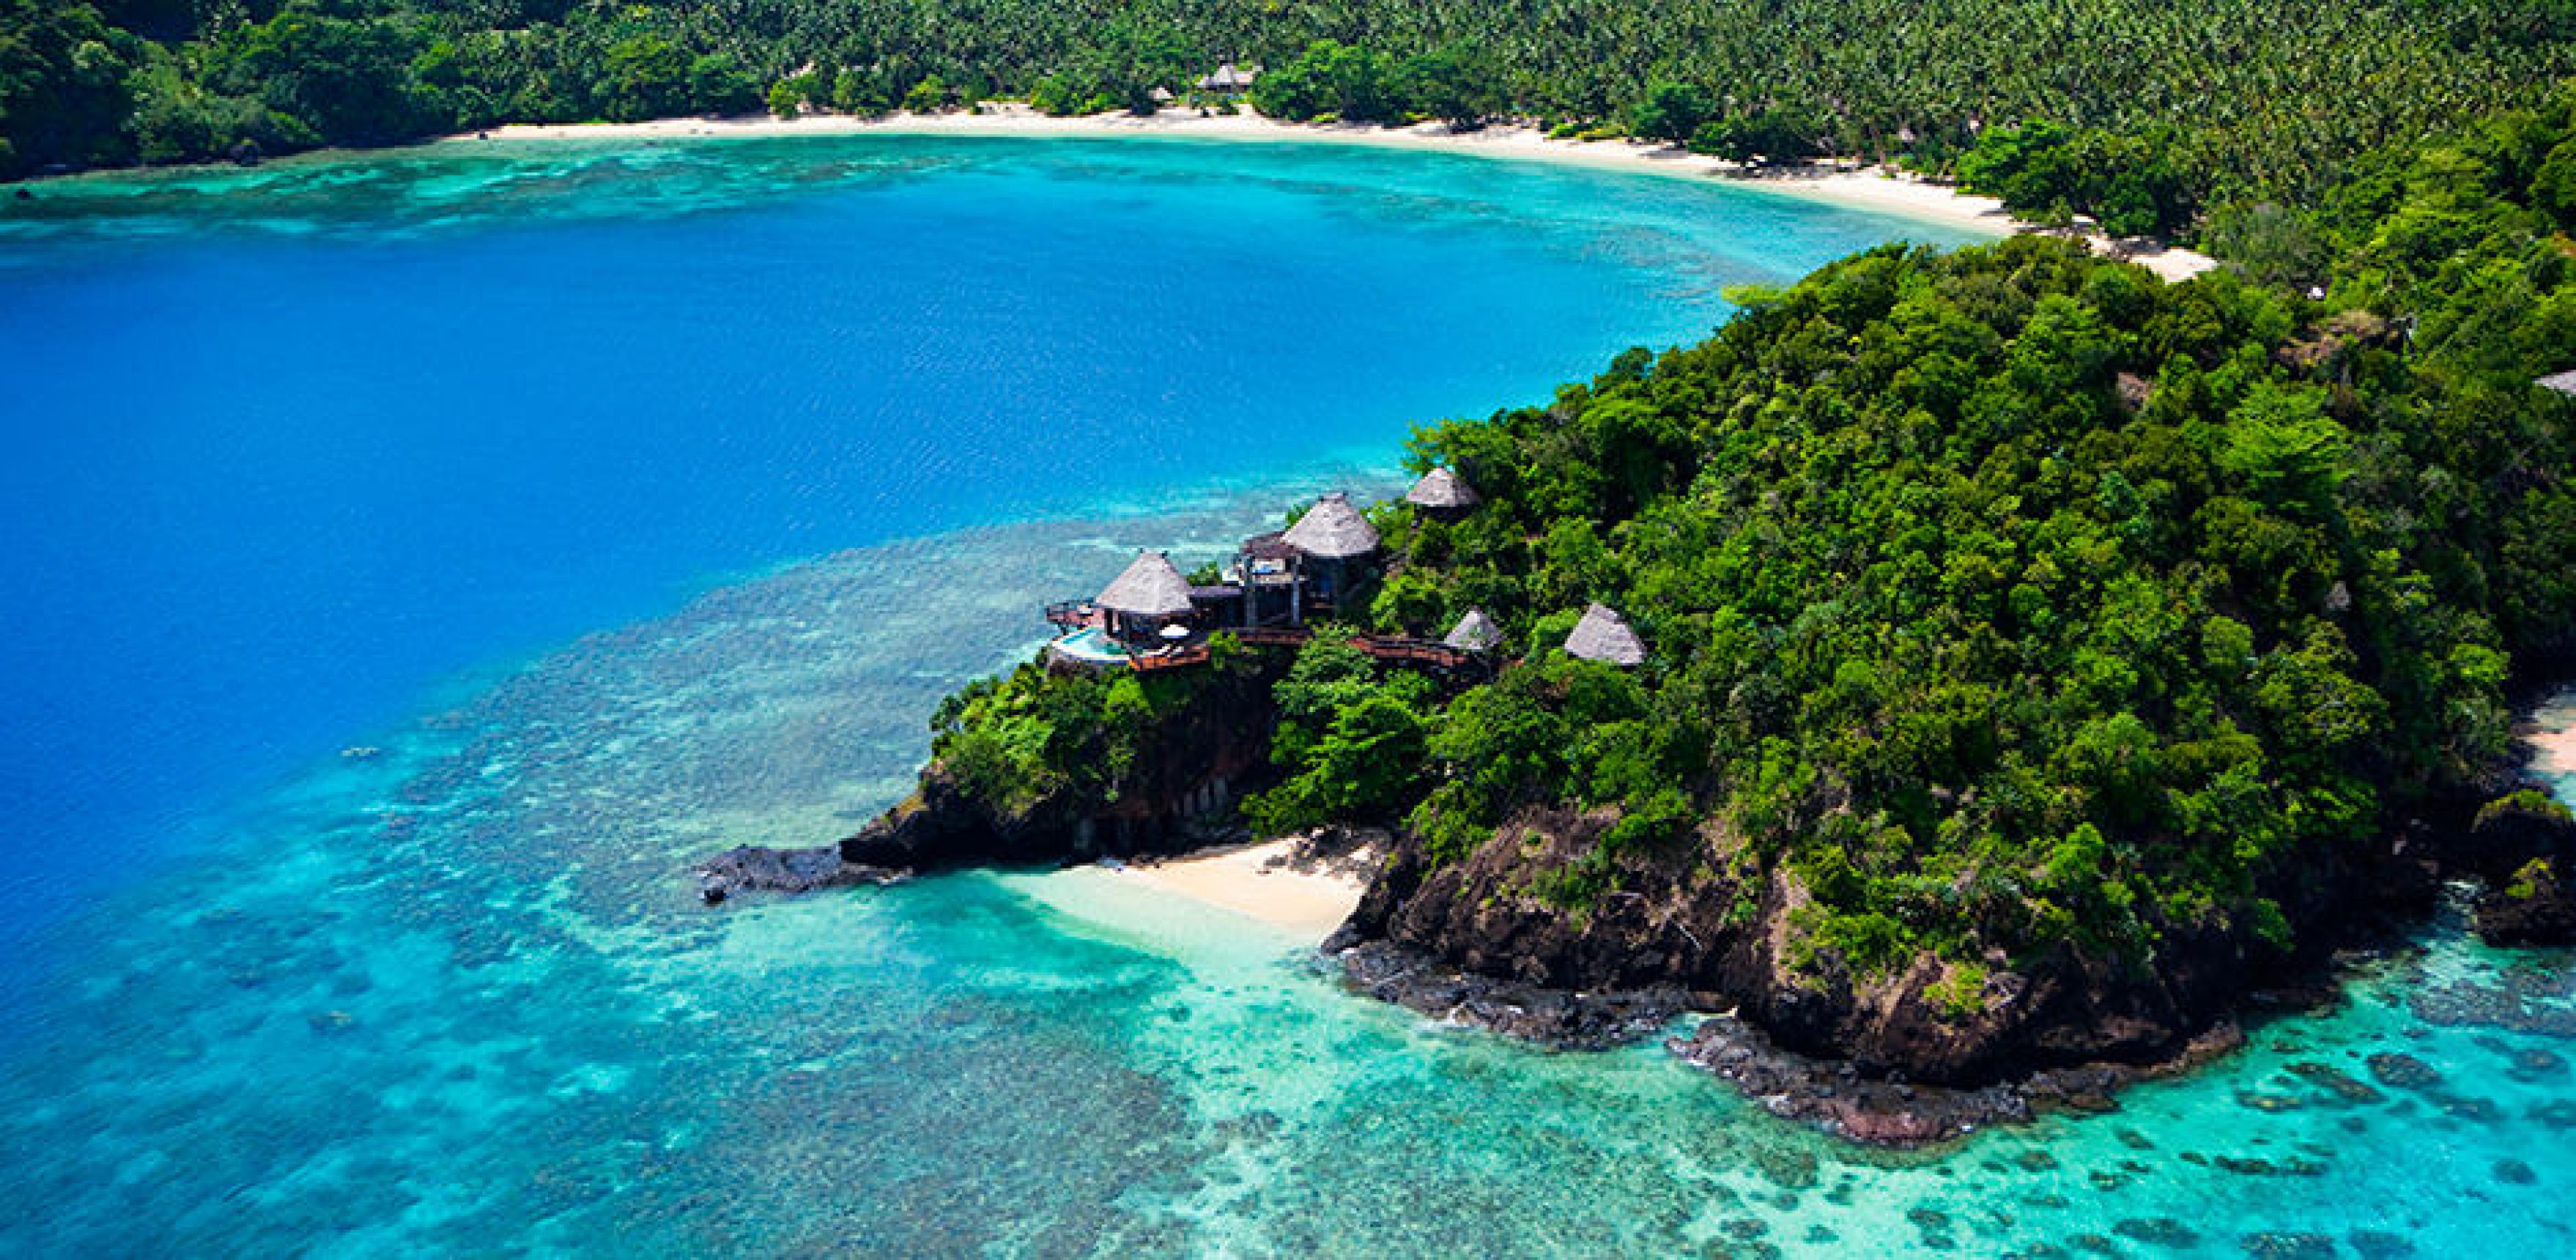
[0,133,1973,939]
[1,135,2568,1255]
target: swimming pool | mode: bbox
[1047,626,1133,667]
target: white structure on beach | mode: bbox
[1196,64,1260,95]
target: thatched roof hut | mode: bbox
[1097,551,1195,618]
[1404,467,1481,512]
[1197,63,1258,93]
[1281,492,1380,560]
[2538,369,2576,396]
[1563,603,1646,667]
[1443,609,1503,652]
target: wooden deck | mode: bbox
[1350,636,1473,670]
[1044,599,1101,630]
[1043,598,1481,677]
[1130,645,1212,673]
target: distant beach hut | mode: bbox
[2536,369,2576,396]
[1148,87,1175,106]
[1443,609,1504,653]
[1403,467,1481,520]
[1197,63,1259,95]
[1563,603,1646,667]
[1096,551,1196,641]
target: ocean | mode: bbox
[0,133,2567,1256]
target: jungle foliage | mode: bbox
[945,95,2576,982]
[9,0,2575,237]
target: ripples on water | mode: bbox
[0,137,2568,1255]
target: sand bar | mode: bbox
[445,105,2217,280]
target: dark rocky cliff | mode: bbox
[697,658,1286,901]
[1333,803,2420,1086]
[700,670,2575,1142]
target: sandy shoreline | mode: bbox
[2531,692,2576,781]
[445,105,2218,281]
[1109,838,1368,939]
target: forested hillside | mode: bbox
[1342,93,2576,972]
[8,0,2575,235]
[922,93,2576,1078]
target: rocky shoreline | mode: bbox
[696,677,2576,1147]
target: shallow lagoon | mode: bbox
[0,137,2569,1255]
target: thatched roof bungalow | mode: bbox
[1563,603,1646,667]
[1096,551,1195,639]
[1403,467,1481,516]
[1443,609,1503,652]
[1197,63,1258,93]
[1281,492,1380,560]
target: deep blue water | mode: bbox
[0,135,1963,944]
[3,135,2571,1256]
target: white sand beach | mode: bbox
[1115,838,1370,940]
[445,104,2218,280]
[2531,693,2576,780]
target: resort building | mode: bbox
[1223,494,1381,628]
[1443,609,1504,653]
[1403,467,1481,521]
[1564,603,1647,667]
[1273,492,1381,618]
[2538,369,2576,396]
[1042,488,1505,673]
[1093,551,1196,639]
[1196,64,1259,95]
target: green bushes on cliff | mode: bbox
[1361,100,2565,975]
[927,95,2571,986]
[1242,634,1434,836]
[931,640,1251,816]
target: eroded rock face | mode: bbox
[1326,939,1690,1050]
[1333,805,2279,1089]
[694,658,2571,1140]
[694,843,901,903]
[2463,793,2576,946]
[2475,862,2576,946]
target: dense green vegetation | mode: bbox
[9,0,2574,238]
[944,95,2575,982]
[929,636,1256,817]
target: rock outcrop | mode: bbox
[2460,791,2576,947]
[697,658,1285,903]
[1325,777,2495,1107]
[697,667,2573,1144]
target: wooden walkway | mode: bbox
[1044,608,1479,677]
[1348,636,1473,670]
[1130,645,1211,673]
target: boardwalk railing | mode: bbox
[1351,636,1473,670]
[1131,645,1212,673]
[1040,618,1481,676]
[1231,626,1313,648]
